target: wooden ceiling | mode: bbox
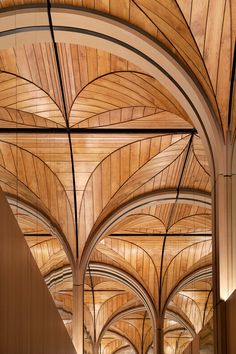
[0,0,233,353]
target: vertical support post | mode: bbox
[72,275,84,354]
[213,132,236,354]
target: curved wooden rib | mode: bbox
[109,321,141,354]
[111,213,166,234]
[75,107,191,130]
[87,263,157,339]
[137,202,211,233]
[0,107,63,128]
[92,237,158,301]
[96,292,136,341]
[162,242,212,306]
[165,309,195,338]
[101,333,135,354]
[0,44,63,110]
[0,0,233,136]
[80,134,191,252]
[0,72,64,125]
[80,188,211,278]
[177,0,232,136]
[168,213,211,234]
[71,71,189,126]
[57,43,144,115]
[0,140,76,257]
[97,306,146,347]
[0,2,226,350]
[171,293,203,333]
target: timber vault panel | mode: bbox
[0,0,235,353]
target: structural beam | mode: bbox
[0,128,197,134]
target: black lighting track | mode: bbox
[84,289,125,292]
[228,40,236,128]
[24,233,52,237]
[0,127,197,134]
[158,133,194,313]
[110,233,211,237]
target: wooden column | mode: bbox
[157,316,164,354]
[213,132,236,354]
[72,269,84,354]
[93,342,99,354]
[226,289,236,353]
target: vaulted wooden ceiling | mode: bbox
[0,0,234,353]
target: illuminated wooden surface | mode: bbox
[0,0,233,352]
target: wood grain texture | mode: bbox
[0,1,226,350]
[0,0,234,136]
[0,139,76,257]
[0,72,64,125]
[0,187,76,354]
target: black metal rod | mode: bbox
[228,40,236,128]
[158,133,194,312]
[0,127,197,134]
[24,233,52,237]
[110,233,211,237]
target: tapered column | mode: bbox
[153,316,163,354]
[93,342,99,354]
[213,133,236,354]
[214,173,236,300]
[158,316,164,354]
[72,271,84,354]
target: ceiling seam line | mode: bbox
[0,128,197,134]
[228,40,236,129]
[46,0,79,258]
[158,133,194,314]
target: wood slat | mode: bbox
[0,72,65,125]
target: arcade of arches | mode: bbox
[0,1,236,354]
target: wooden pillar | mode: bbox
[93,342,99,354]
[72,269,84,354]
[154,316,163,354]
[213,132,236,354]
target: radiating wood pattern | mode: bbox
[70,71,189,126]
[74,107,191,130]
[177,0,233,135]
[87,193,212,352]
[0,72,64,125]
[0,139,76,256]
[79,134,194,249]
[0,107,62,128]
[0,0,234,135]
[1,0,231,352]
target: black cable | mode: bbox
[228,40,236,128]
[46,0,79,257]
